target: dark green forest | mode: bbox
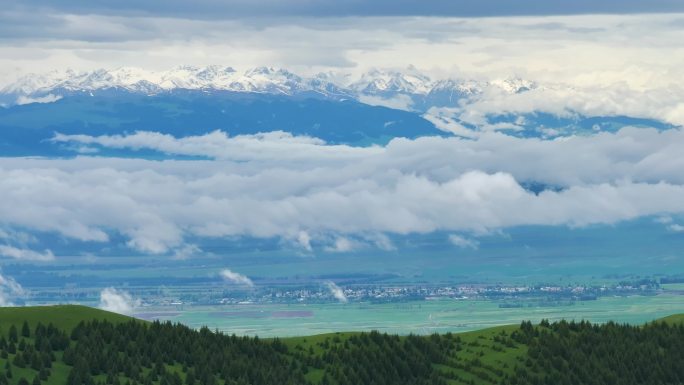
[508,319,684,385]
[0,306,683,385]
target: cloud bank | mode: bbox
[426,83,684,130]
[4,126,684,255]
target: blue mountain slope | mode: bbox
[483,112,674,137]
[0,91,445,156]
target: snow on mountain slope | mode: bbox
[0,65,350,99]
[349,67,434,95]
[489,78,537,94]
[0,65,536,110]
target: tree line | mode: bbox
[0,316,683,385]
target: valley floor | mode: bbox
[133,293,684,337]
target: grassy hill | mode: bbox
[282,325,525,385]
[0,306,136,385]
[0,305,135,334]
[658,313,684,324]
[0,305,681,385]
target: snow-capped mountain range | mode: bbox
[0,65,536,111]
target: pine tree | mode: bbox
[13,352,26,368]
[8,326,17,344]
[185,370,195,385]
[21,322,30,338]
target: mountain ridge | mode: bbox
[0,66,536,111]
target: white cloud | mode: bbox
[295,231,313,252]
[220,269,254,287]
[0,229,37,245]
[98,287,140,315]
[51,130,374,162]
[0,245,55,261]
[51,126,684,187]
[323,235,395,252]
[430,83,684,130]
[4,127,684,254]
[655,216,673,224]
[363,233,395,251]
[15,94,62,105]
[325,237,357,253]
[448,234,480,250]
[0,272,25,307]
[358,94,414,111]
[325,281,348,303]
[172,244,202,260]
[668,224,684,233]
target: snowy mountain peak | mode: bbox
[246,66,279,76]
[0,66,537,111]
[430,78,483,95]
[490,78,537,94]
[0,66,344,98]
[351,68,434,95]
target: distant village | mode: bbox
[159,278,663,308]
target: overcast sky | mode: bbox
[5,0,684,19]
[1,1,684,85]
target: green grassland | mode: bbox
[281,325,526,385]
[658,313,684,324]
[0,305,134,334]
[0,305,681,385]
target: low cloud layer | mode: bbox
[448,235,480,250]
[53,126,684,186]
[426,84,684,130]
[99,287,140,315]
[220,269,254,287]
[51,130,369,162]
[0,245,55,261]
[4,126,684,255]
[16,94,62,105]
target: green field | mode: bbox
[661,283,684,291]
[659,313,684,324]
[139,293,684,337]
[0,305,134,334]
